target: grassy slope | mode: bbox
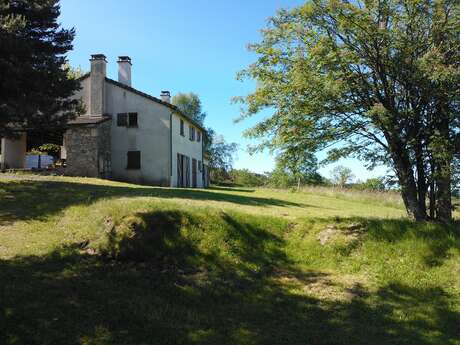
[0,174,459,345]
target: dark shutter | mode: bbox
[197,131,201,142]
[127,151,141,169]
[185,156,190,187]
[128,112,138,127]
[180,119,184,136]
[117,113,128,126]
[192,158,197,188]
[177,153,182,187]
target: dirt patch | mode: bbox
[271,268,368,302]
[317,223,365,245]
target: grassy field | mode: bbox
[0,174,459,345]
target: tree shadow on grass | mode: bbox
[1,210,460,345]
[0,179,306,225]
[209,186,256,193]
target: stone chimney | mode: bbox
[160,91,171,103]
[89,54,107,117]
[117,56,132,86]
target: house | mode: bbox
[0,54,209,188]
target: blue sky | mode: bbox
[60,0,387,181]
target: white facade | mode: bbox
[171,113,204,188]
[67,54,206,187]
[105,82,172,185]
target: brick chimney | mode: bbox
[117,56,132,87]
[89,54,107,117]
[160,91,171,103]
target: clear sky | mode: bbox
[59,0,387,181]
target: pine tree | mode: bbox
[0,0,82,138]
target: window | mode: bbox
[117,112,138,127]
[180,119,184,136]
[198,160,202,172]
[127,151,141,169]
[117,113,127,126]
[197,130,201,142]
[128,112,138,127]
[189,126,195,141]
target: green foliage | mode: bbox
[230,169,268,187]
[64,62,87,80]
[37,143,61,159]
[236,0,460,222]
[330,166,355,188]
[172,92,206,126]
[267,157,325,188]
[352,177,387,191]
[207,133,238,184]
[0,0,84,138]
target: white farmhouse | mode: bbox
[0,54,209,188]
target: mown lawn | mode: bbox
[0,174,459,345]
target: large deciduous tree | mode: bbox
[0,0,82,138]
[236,0,459,222]
[172,92,207,126]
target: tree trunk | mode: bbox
[415,142,427,217]
[435,161,452,223]
[433,101,453,223]
[389,141,427,221]
[429,161,436,219]
[400,177,426,221]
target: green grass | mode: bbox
[0,174,459,345]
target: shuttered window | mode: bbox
[128,112,138,127]
[117,113,128,126]
[180,119,184,136]
[197,131,201,142]
[127,151,141,169]
[117,113,138,127]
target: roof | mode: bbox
[104,77,206,132]
[67,115,112,125]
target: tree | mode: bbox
[0,0,83,138]
[230,169,268,187]
[330,165,354,188]
[207,132,238,183]
[268,155,324,188]
[353,177,387,191]
[172,92,206,126]
[236,0,460,222]
[277,149,322,189]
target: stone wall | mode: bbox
[64,122,111,178]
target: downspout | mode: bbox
[169,110,173,187]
